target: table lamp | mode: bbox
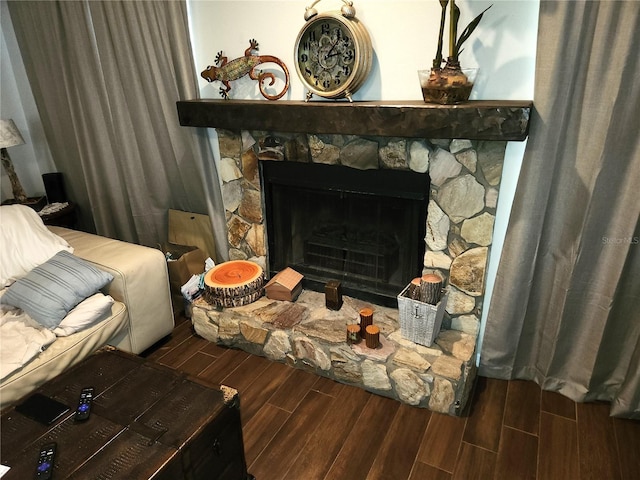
[0,119,28,203]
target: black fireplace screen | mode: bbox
[262,161,430,306]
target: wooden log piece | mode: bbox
[346,324,361,344]
[365,325,380,349]
[204,260,265,306]
[359,308,374,339]
[407,277,422,300]
[419,273,443,305]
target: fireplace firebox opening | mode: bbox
[262,160,430,307]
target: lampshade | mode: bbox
[0,119,25,149]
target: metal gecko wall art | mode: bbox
[201,39,290,101]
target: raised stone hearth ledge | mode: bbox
[191,290,477,416]
[177,99,532,141]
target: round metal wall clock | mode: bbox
[294,0,373,101]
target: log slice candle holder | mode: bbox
[365,325,380,349]
[359,308,374,339]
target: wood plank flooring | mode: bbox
[142,315,640,480]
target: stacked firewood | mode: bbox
[405,273,445,305]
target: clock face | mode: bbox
[295,16,362,98]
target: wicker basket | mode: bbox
[397,284,448,347]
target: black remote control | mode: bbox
[74,387,94,422]
[35,442,56,479]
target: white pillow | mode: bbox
[0,205,73,286]
[53,293,115,337]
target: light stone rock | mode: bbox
[220,157,243,183]
[445,286,476,315]
[245,223,266,257]
[436,175,485,223]
[330,346,362,383]
[351,334,394,361]
[238,189,262,223]
[217,129,242,158]
[229,248,248,260]
[239,320,269,344]
[429,377,455,413]
[449,139,473,154]
[448,237,469,258]
[428,148,462,186]
[309,135,340,165]
[340,138,379,170]
[424,250,452,270]
[387,331,443,357]
[218,315,241,340]
[222,180,242,213]
[485,187,499,209]
[449,247,488,296]
[425,200,449,251]
[435,330,476,362]
[379,139,407,169]
[192,308,219,342]
[241,130,256,151]
[390,368,428,405]
[393,348,431,372]
[227,215,251,248]
[450,314,480,336]
[292,336,331,370]
[455,149,477,173]
[362,360,392,390]
[408,140,431,173]
[295,318,346,344]
[430,355,463,380]
[477,141,507,186]
[461,212,495,246]
[263,330,291,360]
[242,150,261,189]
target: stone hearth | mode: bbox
[192,290,476,415]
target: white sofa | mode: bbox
[0,208,174,408]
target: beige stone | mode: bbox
[485,187,499,209]
[450,314,480,336]
[263,330,291,360]
[242,149,261,188]
[435,329,476,362]
[429,148,462,186]
[429,377,455,413]
[390,368,428,405]
[292,336,331,370]
[449,247,488,296]
[448,236,469,258]
[431,355,463,380]
[436,174,485,223]
[387,331,443,357]
[227,215,251,248]
[408,140,430,173]
[445,287,476,315]
[424,250,452,270]
[239,320,269,344]
[340,138,379,170]
[379,139,407,170]
[220,157,243,183]
[218,315,241,340]
[477,141,506,186]
[245,223,266,257]
[222,179,242,213]
[295,318,346,344]
[426,199,449,251]
[217,129,242,158]
[393,348,431,372]
[461,212,495,246]
[362,360,392,390]
[238,189,262,223]
[455,149,477,173]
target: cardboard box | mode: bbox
[265,267,303,302]
[160,242,206,295]
[397,285,448,347]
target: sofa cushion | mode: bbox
[1,251,113,329]
[0,205,72,287]
[53,293,115,337]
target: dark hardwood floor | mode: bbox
[142,311,640,480]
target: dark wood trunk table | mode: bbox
[0,347,253,479]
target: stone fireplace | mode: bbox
[177,99,531,414]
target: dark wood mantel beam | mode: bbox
[176,99,532,141]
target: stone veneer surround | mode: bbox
[189,128,507,415]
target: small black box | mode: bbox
[325,280,343,310]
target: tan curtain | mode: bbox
[479,1,640,418]
[8,0,228,259]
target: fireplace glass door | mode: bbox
[262,161,429,306]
